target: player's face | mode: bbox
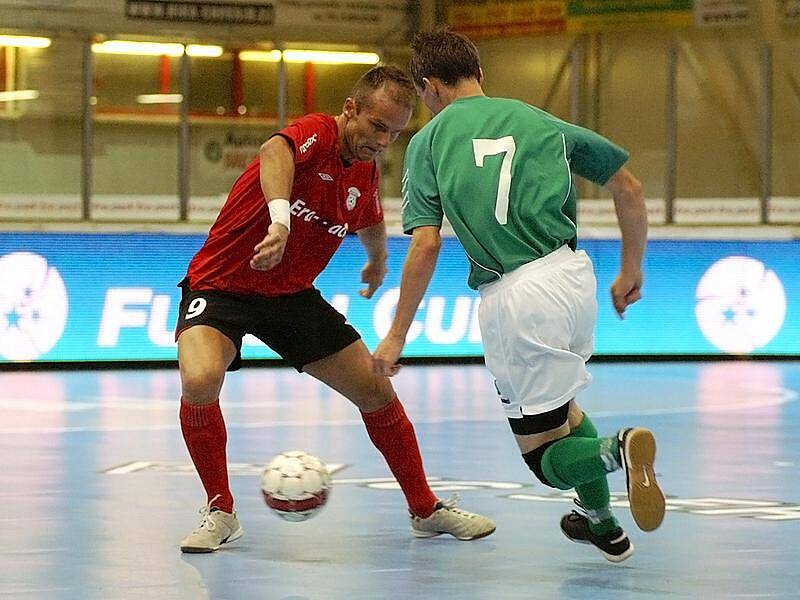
[341,85,411,163]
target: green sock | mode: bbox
[552,413,619,535]
[570,411,598,438]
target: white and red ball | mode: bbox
[260,450,331,522]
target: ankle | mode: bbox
[599,436,621,472]
[587,516,619,536]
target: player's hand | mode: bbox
[610,268,643,319]
[250,223,289,271]
[372,334,404,377]
[359,259,387,299]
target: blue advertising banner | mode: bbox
[0,232,798,363]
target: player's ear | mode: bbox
[424,77,443,99]
[343,97,356,118]
[478,68,484,85]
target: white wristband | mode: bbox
[268,198,291,231]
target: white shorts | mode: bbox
[478,245,597,420]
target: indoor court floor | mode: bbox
[1,361,799,599]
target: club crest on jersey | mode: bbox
[346,186,361,211]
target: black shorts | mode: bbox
[174,279,360,372]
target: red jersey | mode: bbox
[186,113,383,296]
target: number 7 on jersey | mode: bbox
[472,136,516,225]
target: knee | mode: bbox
[180,364,225,405]
[355,376,396,413]
[522,441,570,490]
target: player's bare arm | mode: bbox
[605,167,647,318]
[356,222,388,299]
[251,136,296,271]
[372,225,441,376]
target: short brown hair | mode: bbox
[409,29,481,88]
[351,64,415,111]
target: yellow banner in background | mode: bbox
[446,0,566,39]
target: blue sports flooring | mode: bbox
[1,361,799,599]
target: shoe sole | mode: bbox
[560,527,635,563]
[180,526,244,554]
[412,526,496,541]
[620,428,665,532]
[600,541,635,563]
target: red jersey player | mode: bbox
[175,65,495,553]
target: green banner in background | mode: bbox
[567,0,693,31]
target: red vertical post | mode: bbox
[0,47,6,92]
[304,61,315,114]
[159,54,171,94]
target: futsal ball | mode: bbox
[260,450,331,522]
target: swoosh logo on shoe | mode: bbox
[641,469,651,488]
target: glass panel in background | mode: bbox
[187,56,397,223]
[676,34,760,199]
[479,35,574,120]
[188,53,277,222]
[308,63,372,115]
[241,56,280,118]
[769,36,800,224]
[773,38,800,199]
[599,31,670,202]
[0,35,83,220]
[92,50,180,221]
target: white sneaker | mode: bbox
[180,495,243,553]
[410,495,496,541]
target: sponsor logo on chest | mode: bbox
[289,199,349,238]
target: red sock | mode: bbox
[361,397,437,518]
[180,398,234,513]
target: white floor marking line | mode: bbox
[1,386,796,434]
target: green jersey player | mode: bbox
[373,29,665,563]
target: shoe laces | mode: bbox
[568,498,587,520]
[194,494,222,533]
[437,494,475,519]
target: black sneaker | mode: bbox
[618,427,666,532]
[560,510,634,563]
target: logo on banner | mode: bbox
[695,256,786,354]
[0,252,69,360]
[346,186,361,211]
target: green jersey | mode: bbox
[402,95,629,289]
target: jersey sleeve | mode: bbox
[401,133,444,234]
[351,164,384,231]
[538,110,629,186]
[272,114,335,166]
